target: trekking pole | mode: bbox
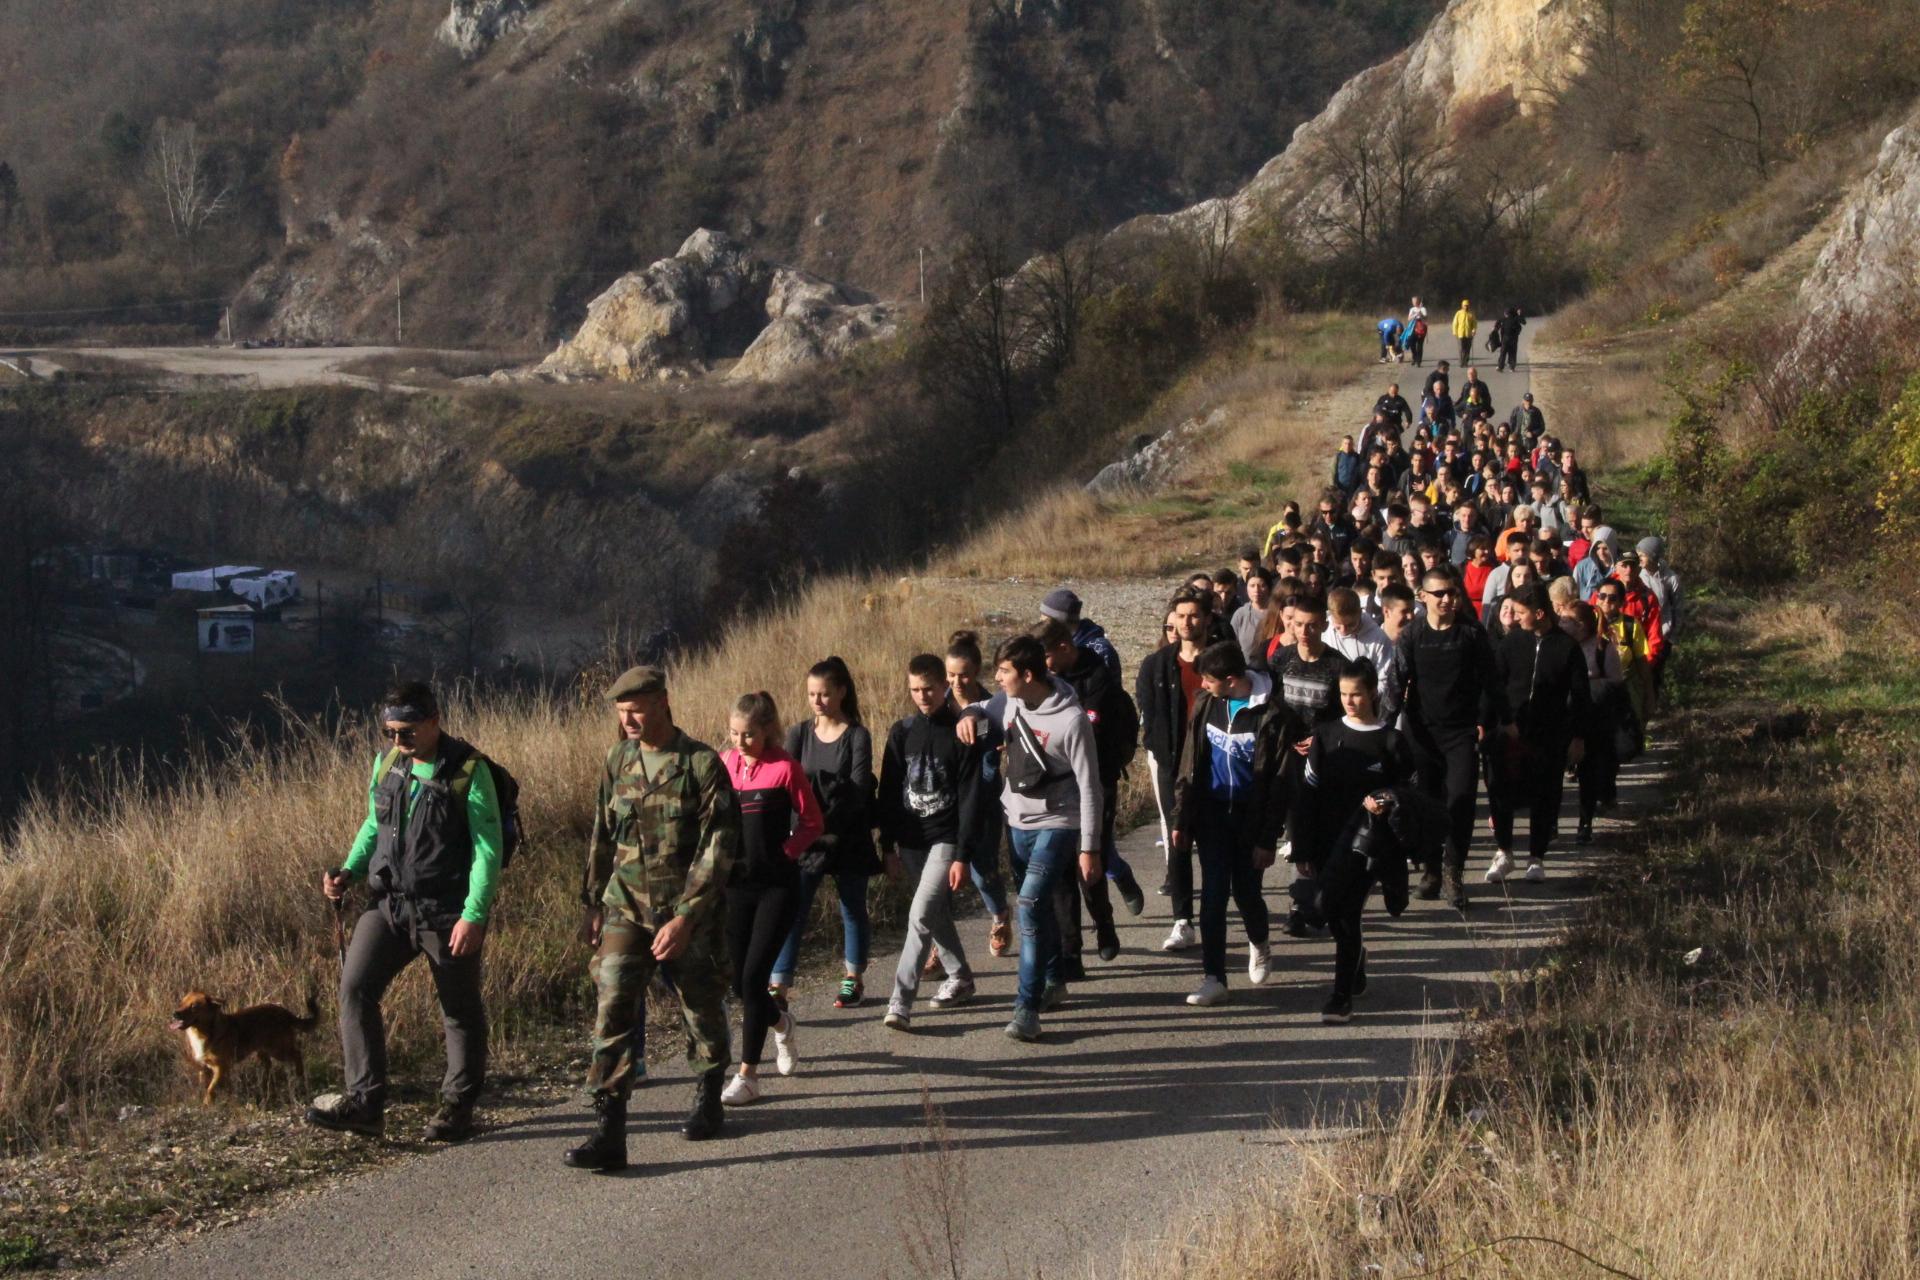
[328,867,349,973]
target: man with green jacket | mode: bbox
[566,664,739,1172]
[310,680,504,1143]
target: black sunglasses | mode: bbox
[382,726,420,741]
[1424,587,1460,600]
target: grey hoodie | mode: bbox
[975,676,1102,844]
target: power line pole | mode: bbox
[918,248,926,305]
[396,276,404,346]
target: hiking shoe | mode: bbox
[1248,942,1271,986]
[1186,976,1229,1007]
[1116,874,1146,916]
[683,1068,725,1141]
[721,1073,763,1106]
[1161,919,1198,951]
[1321,994,1354,1025]
[930,976,976,1008]
[306,1095,383,1138]
[1039,982,1068,1011]
[563,1093,627,1172]
[1442,865,1468,911]
[1484,850,1515,883]
[773,1012,799,1076]
[1416,869,1443,900]
[884,1005,912,1031]
[1354,947,1369,999]
[1004,1009,1041,1042]
[423,1101,475,1143]
[1576,821,1594,845]
[988,917,1012,956]
[1524,859,1547,883]
[834,976,864,1008]
[1096,921,1122,962]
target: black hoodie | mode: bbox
[877,706,984,856]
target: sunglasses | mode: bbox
[1424,588,1460,600]
[382,726,420,741]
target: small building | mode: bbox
[197,605,256,654]
[229,570,299,609]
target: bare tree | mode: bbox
[146,120,232,261]
[1017,233,1107,376]
[918,234,1027,436]
[1305,91,1448,258]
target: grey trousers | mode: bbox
[891,844,970,1011]
[339,898,487,1109]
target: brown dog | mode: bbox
[168,990,319,1105]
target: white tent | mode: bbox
[171,565,264,593]
[229,571,299,609]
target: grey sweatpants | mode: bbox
[890,844,970,1011]
[339,897,487,1109]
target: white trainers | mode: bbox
[1484,850,1515,883]
[1186,976,1229,1007]
[720,1072,762,1105]
[1248,942,1271,986]
[1161,919,1198,951]
[884,1006,911,1031]
[930,976,976,1008]
[1524,859,1547,882]
[773,1012,798,1076]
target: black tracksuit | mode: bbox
[1392,616,1500,880]
[1060,648,1141,950]
[1137,643,1197,916]
[1489,626,1591,859]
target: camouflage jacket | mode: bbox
[582,730,737,925]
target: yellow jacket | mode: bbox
[1451,303,1476,338]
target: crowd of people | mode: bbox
[301,339,1681,1172]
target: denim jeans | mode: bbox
[966,822,1010,919]
[769,868,871,986]
[1008,827,1078,1011]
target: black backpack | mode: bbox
[1004,710,1072,798]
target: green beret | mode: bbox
[605,664,667,702]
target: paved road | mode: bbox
[97,330,1622,1280]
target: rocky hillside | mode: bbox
[0,0,1440,346]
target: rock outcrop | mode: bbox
[1086,409,1225,494]
[437,0,535,59]
[1787,107,1920,372]
[1119,0,1592,247]
[530,230,900,383]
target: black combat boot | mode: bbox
[1442,862,1469,912]
[563,1093,628,1171]
[1416,867,1443,900]
[424,1100,476,1143]
[681,1067,725,1141]
[306,1094,384,1138]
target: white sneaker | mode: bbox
[1161,919,1198,951]
[1248,942,1271,986]
[930,976,976,1008]
[1186,976,1229,1007]
[720,1072,762,1105]
[884,1006,911,1031]
[1484,850,1515,883]
[773,1012,798,1076]
[1524,859,1546,882]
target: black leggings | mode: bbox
[725,876,801,1067]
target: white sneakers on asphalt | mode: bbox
[1248,942,1271,985]
[930,976,976,1008]
[1484,850,1515,883]
[773,1012,798,1076]
[721,1072,763,1105]
[1186,976,1229,1006]
[1524,859,1547,882]
[1161,919,1198,951]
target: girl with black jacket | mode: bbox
[770,657,879,1009]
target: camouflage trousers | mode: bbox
[587,911,731,1097]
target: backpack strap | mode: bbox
[378,746,407,780]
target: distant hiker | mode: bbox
[1452,300,1477,365]
[1406,297,1429,366]
[1459,367,1495,417]
[1233,567,1276,663]
[1376,315,1405,363]
[1495,306,1527,372]
[1562,600,1623,845]
[567,665,738,1172]
[1485,583,1590,885]
[1333,434,1364,495]
[1508,392,1545,444]
[311,681,505,1144]
[770,658,878,1012]
[1424,359,1452,402]
[1168,641,1305,1007]
[879,654,984,1030]
[1374,383,1413,429]
[1040,587,1121,677]
[716,692,822,1107]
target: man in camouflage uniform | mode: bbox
[565,665,738,1172]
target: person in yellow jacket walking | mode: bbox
[1451,300,1477,366]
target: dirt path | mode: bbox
[93,322,1649,1280]
[4,345,441,390]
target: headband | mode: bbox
[382,704,434,725]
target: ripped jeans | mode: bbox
[1007,827,1079,1013]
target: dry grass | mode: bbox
[936,311,1363,580]
[1531,337,1673,472]
[1145,589,1920,1278]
